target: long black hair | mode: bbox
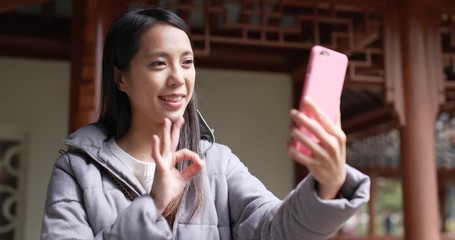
[98,7,202,225]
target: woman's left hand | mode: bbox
[151,117,204,217]
[287,97,347,200]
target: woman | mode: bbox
[41,7,370,240]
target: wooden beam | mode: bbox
[0,0,52,13]
[0,12,71,59]
[436,1,455,14]
[195,44,298,72]
[0,14,71,36]
[0,34,69,59]
[353,166,400,178]
[282,0,387,9]
[41,1,55,21]
[342,105,395,134]
[438,168,455,180]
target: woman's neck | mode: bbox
[115,120,163,163]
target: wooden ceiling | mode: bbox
[0,0,392,135]
[0,0,70,59]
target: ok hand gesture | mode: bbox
[150,117,204,217]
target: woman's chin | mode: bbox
[163,111,185,123]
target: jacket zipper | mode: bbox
[65,144,142,199]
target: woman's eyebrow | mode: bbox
[181,50,194,57]
[142,50,193,59]
[143,51,168,59]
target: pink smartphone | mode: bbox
[295,45,348,155]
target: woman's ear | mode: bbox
[114,67,127,92]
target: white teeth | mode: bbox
[160,96,183,102]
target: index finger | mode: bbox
[303,97,343,137]
[174,149,204,181]
[335,109,341,128]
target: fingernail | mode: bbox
[290,109,299,115]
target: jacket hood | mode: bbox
[197,110,215,145]
[63,110,214,163]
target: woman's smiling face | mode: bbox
[117,23,195,125]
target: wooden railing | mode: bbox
[330,234,455,240]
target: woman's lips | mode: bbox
[159,94,185,110]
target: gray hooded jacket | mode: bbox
[41,114,370,239]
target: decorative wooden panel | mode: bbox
[0,141,21,239]
[435,112,455,169]
[346,113,455,169]
[440,8,455,113]
[442,13,455,96]
[347,126,400,168]
[157,0,386,85]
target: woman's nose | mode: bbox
[168,65,185,87]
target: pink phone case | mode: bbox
[295,45,348,155]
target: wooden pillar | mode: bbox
[368,173,377,239]
[70,0,101,132]
[398,0,441,239]
[439,181,447,233]
[70,0,128,132]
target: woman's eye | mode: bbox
[182,59,194,66]
[151,61,166,67]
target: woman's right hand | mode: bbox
[150,117,204,217]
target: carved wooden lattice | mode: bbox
[435,112,455,168]
[441,13,455,98]
[344,10,455,169]
[156,0,385,84]
[0,141,20,239]
[347,111,455,168]
[347,126,400,168]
